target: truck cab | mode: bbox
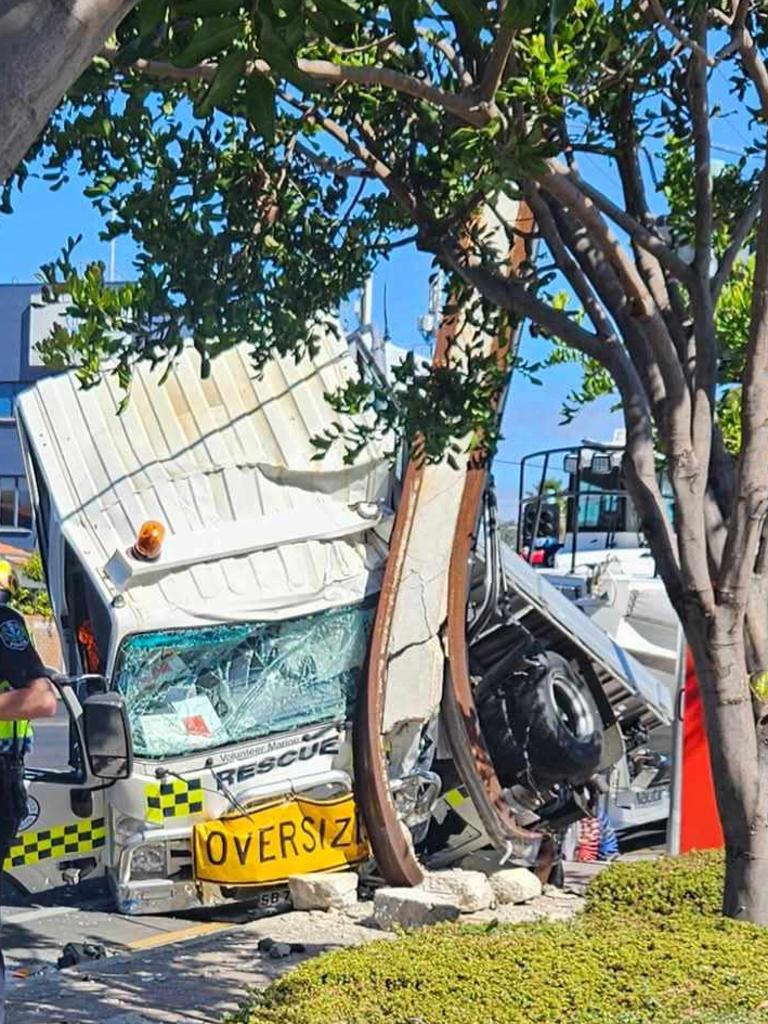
[15,332,394,913]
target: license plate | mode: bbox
[192,794,369,885]
[633,785,669,807]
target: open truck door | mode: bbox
[5,675,132,897]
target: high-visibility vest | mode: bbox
[0,679,32,756]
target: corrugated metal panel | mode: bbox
[17,332,392,631]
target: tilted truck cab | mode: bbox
[12,329,672,913]
[15,332,394,913]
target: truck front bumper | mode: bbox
[109,872,290,916]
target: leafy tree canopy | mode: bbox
[3,1,764,471]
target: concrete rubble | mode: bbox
[284,864,546,932]
[374,887,462,929]
[489,868,543,906]
[288,871,359,910]
[419,868,494,912]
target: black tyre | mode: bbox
[476,649,603,790]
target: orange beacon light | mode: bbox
[132,520,165,561]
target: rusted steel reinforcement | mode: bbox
[353,451,427,886]
[356,202,538,886]
[441,461,543,851]
[354,309,459,887]
[441,203,547,867]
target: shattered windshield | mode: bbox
[113,600,376,758]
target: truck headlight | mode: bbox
[131,843,167,880]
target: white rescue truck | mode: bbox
[11,332,671,914]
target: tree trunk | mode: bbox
[723,813,768,922]
[688,614,768,922]
[0,0,137,183]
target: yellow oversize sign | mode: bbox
[193,794,369,885]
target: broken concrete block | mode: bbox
[374,887,461,930]
[289,871,359,910]
[489,868,543,905]
[419,869,493,912]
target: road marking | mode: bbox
[127,920,231,950]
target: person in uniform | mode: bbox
[0,560,56,1022]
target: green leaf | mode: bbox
[258,15,321,93]
[172,0,241,14]
[196,50,246,116]
[502,0,539,30]
[319,0,362,23]
[137,0,168,38]
[388,0,418,45]
[245,71,276,143]
[115,0,168,62]
[173,17,241,67]
[441,0,484,34]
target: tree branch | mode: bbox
[719,153,768,613]
[522,189,681,588]
[690,16,713,291]
[733,22,768,121]
[688,11,717,479]
[478,24,515,103]
[540,159,716,613]
[525,185,616,342]
[295,142,374,179]
[417,28,474,88]
[613,91,690,362]
[538,164,690,409]
[548,199,668,423]
[102,47,492,126]
[430,231,608,362]
[542,161,696,286]
[280,92,423,220]
[712,185,762,303]
[640,0,715,66]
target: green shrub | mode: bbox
[585,850,725,918]
[21,551,45,584]
[227,912,768,1024]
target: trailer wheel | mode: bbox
[476,650,603,789]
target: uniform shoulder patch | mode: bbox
[0,617,29,651]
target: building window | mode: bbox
[0,476,33,531]
[0,384,20,420]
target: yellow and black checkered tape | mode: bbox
[4,818,106,869]
[145,778,204,824]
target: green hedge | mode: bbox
[227,853,767,1024]
[228,912,768,1024]
[585,849,724,918]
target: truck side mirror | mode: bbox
[82,692,133,780]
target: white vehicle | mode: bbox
[517,432,680,832]
[10,336,671,914]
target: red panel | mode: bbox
[679,650,724,853]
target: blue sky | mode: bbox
[0,171,619,523]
